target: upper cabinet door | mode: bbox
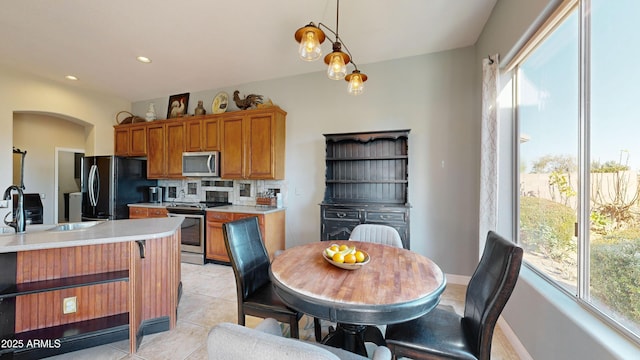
[220,115,245,179]
[202,118,220,151]
[114,124,147,157]
[184,119,204,152]
[165,121,185,178]
[220,108,286,180]
[146,123,165,179]
[184,117,220,152]
[146,120,185,179]
[246,113,277,179]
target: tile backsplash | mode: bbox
[158,178,287,207]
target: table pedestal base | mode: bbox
[322,323,386,357]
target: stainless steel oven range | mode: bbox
[166,202,230,264]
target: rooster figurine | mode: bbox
[233,90,263,110]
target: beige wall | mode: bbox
[13,113,85,224]
[134,46,480,276]
[0,65,130,191]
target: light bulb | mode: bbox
[327,53,347,80]
[347,73,364,95]
[298,30,322,61]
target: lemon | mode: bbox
[338,246,356,256]
[330,245,340,252]
[339,244,349,252]
[355,251,366,263]
[332,253,345,263]
[344,253,356,264]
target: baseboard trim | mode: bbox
[445,273,533,360]
[444,273,470,285]
[497,317,534,360]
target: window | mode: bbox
[516,0,640,341]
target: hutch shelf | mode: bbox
[320,129,411,249]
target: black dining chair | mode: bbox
[384,231,523,360]
[223,216,303,338]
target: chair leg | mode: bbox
[314,317,322,342]
[289,317,299,338]
[238,311,245,326]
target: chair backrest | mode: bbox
[349,224,404,248]
[223,216,271,301]
[463,231,523,359]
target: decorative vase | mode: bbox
[194,100,206,116]
[145,103,157,121]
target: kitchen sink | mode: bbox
[0,221,103,236]
[46,221,102,232]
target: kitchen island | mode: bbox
[0,218,182,359]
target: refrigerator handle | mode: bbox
[89,164,99,207]
[88,165,94,205]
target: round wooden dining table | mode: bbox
[269,240,446,356]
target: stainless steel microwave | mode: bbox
[182,151,219,177]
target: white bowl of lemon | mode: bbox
[322,244,370,270]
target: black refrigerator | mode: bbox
[81,156,157,220]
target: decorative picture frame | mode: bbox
[167,93,190,119]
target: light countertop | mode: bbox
[129,203,285,214]
[0,217,182,253]
[206,205,285,214]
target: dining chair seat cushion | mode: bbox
[385,305,477,360]
[207,319,392,360]
[243,282,301,319]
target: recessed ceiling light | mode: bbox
[65,75,78,81]
[136,56,152,64]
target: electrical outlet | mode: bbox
[63,296,77,314]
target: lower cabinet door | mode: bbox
[206,220,230,263]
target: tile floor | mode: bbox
[44,262,520,360]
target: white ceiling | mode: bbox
[1,0,497,102]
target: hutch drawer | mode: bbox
[323,207,360,221]
[365,210,407,223]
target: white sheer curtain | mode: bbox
[479,54,500,254]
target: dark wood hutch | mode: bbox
[320,129,411,249]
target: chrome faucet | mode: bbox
[3,185,26,233]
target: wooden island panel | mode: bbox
[16,242,130,282]
[0,225,181,358]
[140,231,180,323]
[15,282,128,332]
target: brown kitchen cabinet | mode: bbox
[129,206,168,219]
[147,119,185,179]
[220,107,286,180]
[114,123,147,157]
[185,116,220,152]
[205,210,285,263]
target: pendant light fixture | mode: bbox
[294,0,368,95]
